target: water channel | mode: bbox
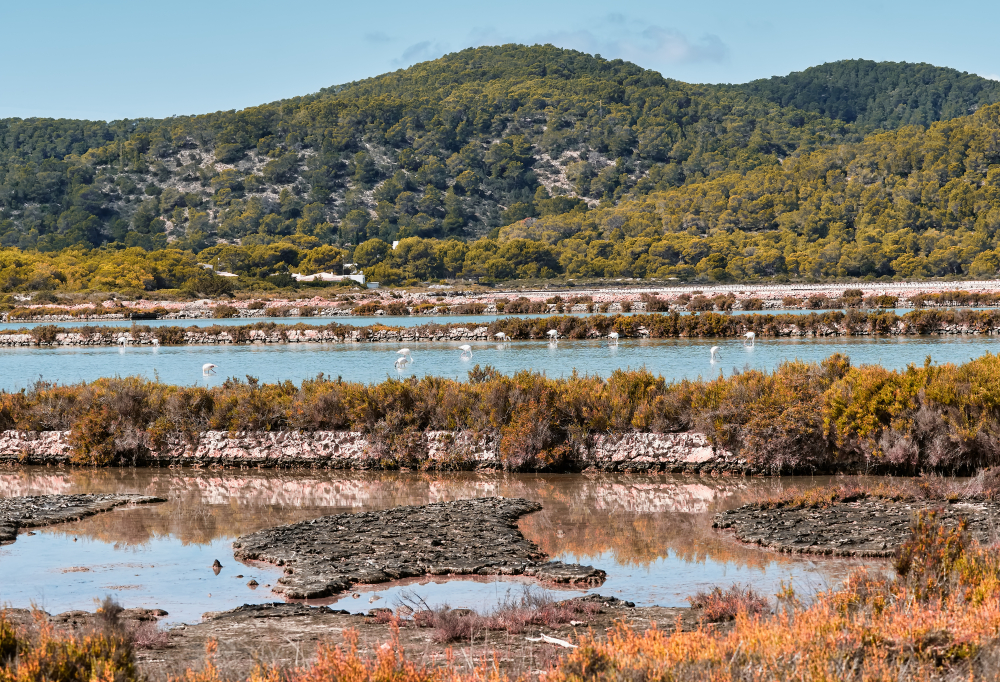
[0,334,995,391]
[0,468,874,624]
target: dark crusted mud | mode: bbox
[233,498,606,599]
[8,598,702,681]
[0,494,165,543]
[714,499,1000,556]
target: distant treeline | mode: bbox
[6,353,1000,475]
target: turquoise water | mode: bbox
[0,334,994,391]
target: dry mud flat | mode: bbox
[0,493,165,543]
[233,497,606,599]
[6,598,697,681]
[714,499,1000,557]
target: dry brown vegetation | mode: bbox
[11,352,1000,474]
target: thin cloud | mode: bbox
[466,17,729,67]
[392,40,449,67]
[980,73,1000,81]
[364,31,394,44]
[540,26,729,65]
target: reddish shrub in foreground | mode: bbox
[687,584,769,622]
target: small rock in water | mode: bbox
[212,559,223,568]
[352,593,360,599]
[235,575,243,578]
[368,594,381,603]
[247,580,259,588]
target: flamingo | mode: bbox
[710,346,721,363]
[117,336,128,347]
[151,338,159,346]
[494,332,507,349]
[394,356,407,371]
[459,344,473,360]
[202,363,217,375]
[743,331,755,347]
[396,348,413,365]
[547,329,558,344]
[608,331,619,346]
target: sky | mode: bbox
[1,0,997,121]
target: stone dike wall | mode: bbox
[0,326,496,347]
[0,430,743,473]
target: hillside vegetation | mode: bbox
[733,59,1000,128]
[2,45,1000,293]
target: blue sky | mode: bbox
[1,0,997,121]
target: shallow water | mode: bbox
[0,468,873,624]
[0,334,996,391]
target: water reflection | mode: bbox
[0,468,872,622]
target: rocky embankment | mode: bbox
[0,493,165,543]
[233,498,604,599]
[0,429,742,473]
[0,325,499,347]
[714,499,1000,557]
[5,313,1000,347]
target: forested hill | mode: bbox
[3,45,1000,293]
[0,44,859,253]
[730,60,1000,129]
